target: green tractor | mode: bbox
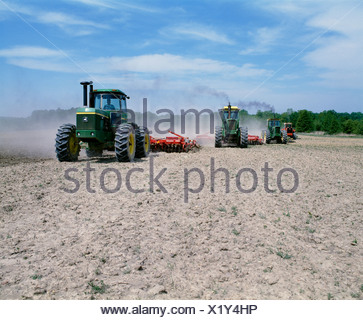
[215,104,248,148]
[55,81,150,162]
[261,118,288,144]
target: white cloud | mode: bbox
[239,27,282,55]
[161,23,234,44]
[0,1,109,35]
[0,46,62,58]
[67,0,161,13]
[302,4,363,88]
[37,11,108,30]
[0,47,271,86]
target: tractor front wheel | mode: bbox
[115,123,136,162]
[282,130,288,144]
[239,127,248,148]
[293,132,297,140]
[55,124,80,162]
[135,126,151,158]
[215,126,222,148]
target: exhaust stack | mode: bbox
[80,81,93,107]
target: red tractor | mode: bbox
[282,122,297,140]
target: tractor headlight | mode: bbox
[91,132,94,136]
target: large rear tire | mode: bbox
[215,126,222,148]
[239,127,248,148]
[55,124,80,162]
[282,130,288,144]
[265,130,271,144]
[135,126,150,158]
[115,123,136,162]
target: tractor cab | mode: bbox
[92,89,128,127]
[283,122,293,134]
[268,119,281,129]
[219,104,240,130]
[282,122,296,139]
[262,118,287,144]
[267,118,281,135]
[215,104,248,148]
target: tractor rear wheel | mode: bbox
[282,130,288,144]
[135,126,150,158]
[265,130,271,144]
[115,123,136,162]
[215,126,222,148]
[55,124,80,162]
[239,127,248,148]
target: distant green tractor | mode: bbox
[55,81,150,162]
[261,118,288,144]
[215,104,248,148]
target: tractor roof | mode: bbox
[223,106,239,110]
[93,89,127,96]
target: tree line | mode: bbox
[1,107,362,134]
[241,108,363,134]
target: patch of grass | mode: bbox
[31,274,42,280]
[328,293,334,300]
[232,229,240,236]
[88,280,106,294]
[218,207,226,213]
[258,213,266,219]
[308,228,316,233]
[100,258,107,264]
[351,292,360,299]
[123,268,131,275]
[231,206,238,216]
[283,210,290,217]
[274,217,281,223]
[351,239,358,246]
[360,284,363,292]
[276,251,292,260]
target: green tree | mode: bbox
[296,110,314,132]
[353,120,363,135]
[321,110,342,134]
[342,119,355,134]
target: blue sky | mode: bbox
[0,0,362,117]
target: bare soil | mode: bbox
[0,132,362,300]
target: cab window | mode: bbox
[94,94,121,110]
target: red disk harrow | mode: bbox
[248,135,263,145]
[150,131,199,153]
